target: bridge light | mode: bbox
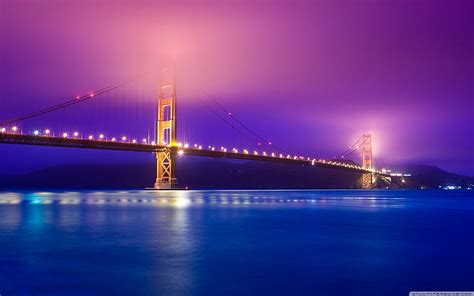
[228,112,232,116]
[62,132,68,138]
[142,138,147,143]
[88,135,94,140]
[193,144,198,148]
[132,139,137,144]
[177,142,183,147]
[184,143,189,148]
[111,137,117,142]
[0,128,6,133]
[243,149,249,154]
[211,147,215,151]
[76,95,80,99]
[198,145,202,150]
[271,153,275,157]
[44,129,51,135]
[73,132,79,137]
[151,141,156,145]
[33,130,40,136]
[99,134,104,139]
[12,126,18,132]
[89,93,95,98]
[121,136,127,141]
[263,152,267,156]
[178,150,184,156]
[254,151,259,155]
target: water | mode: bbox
[0,190,473,296]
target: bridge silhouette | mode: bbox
[0,68,394,189]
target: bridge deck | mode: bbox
[0,133,383,175]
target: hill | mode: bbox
[0,158,472,189]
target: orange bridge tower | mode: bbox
[361,134,375,189]
[154,68,178,189]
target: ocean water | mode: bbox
[0,189,473,296]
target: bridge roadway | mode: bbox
[0,133,384,176]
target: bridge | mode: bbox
[0,68,395,189]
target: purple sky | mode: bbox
[1,0,473,175]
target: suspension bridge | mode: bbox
[0,68,400,189]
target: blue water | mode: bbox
[0,190,473,296]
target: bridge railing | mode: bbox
[0,130,388,176]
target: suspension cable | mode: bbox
[198,91,289,154]
[0,74,146,126]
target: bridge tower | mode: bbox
[154,68,178,189]
[361,134,375,189]
[362,134,373,170]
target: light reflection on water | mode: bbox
[0,189,414,209]
[2,190,473,215]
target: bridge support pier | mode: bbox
[360,172,376,189]
[154,147,177,189]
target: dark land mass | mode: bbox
[0,157,472,189]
